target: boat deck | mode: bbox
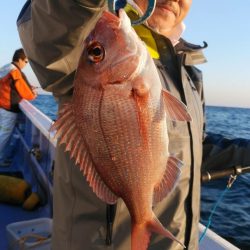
[0,101,54,249]
[0,203,50,249]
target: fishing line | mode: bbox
[199,174,237,243]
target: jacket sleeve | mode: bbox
[10,70,36,101]
[202,132,250,172]
[17,0,106,97]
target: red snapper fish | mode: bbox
[52,9,191,250]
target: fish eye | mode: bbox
[87,42,105,63]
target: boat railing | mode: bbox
[13,100,56,210]
[19,100,57,148]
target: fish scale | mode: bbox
[75,84,123,191]
[100,91,162,186]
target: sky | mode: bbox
[0,1,250,108]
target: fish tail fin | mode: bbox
[131,215,185,250]
[148,215,186,248]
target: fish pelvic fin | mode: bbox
[50,102,118,204]
[131,215,185,250]
[162,89,192,122]
[153,156,183,204]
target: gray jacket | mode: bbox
[17,1,250,250]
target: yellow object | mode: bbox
[0,175,31,205]
[22,192,41,210]
[125,4,160,59]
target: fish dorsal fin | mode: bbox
[153,156,183,204]
[51,103,118,204]
[162,89,192,121]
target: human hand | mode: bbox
[31,86,38,97]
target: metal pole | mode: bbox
[201,165,250,183]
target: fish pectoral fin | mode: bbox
[51,102,118,205]
[153,156,183,204]
[162,89,192,122]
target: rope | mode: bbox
[199,174,237,243]
[9,233,51,250]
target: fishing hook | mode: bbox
[108,0,156,25]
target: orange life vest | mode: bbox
[0,64,36,112]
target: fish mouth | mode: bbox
[107,80,124,85]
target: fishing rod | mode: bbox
[201,165,250,183]
[108,0,156,25]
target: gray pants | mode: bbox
[0,108,17,162]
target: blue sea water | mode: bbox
[31,95,250,249]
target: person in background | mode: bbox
[17,0,250,249]
[0,48,37,166]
